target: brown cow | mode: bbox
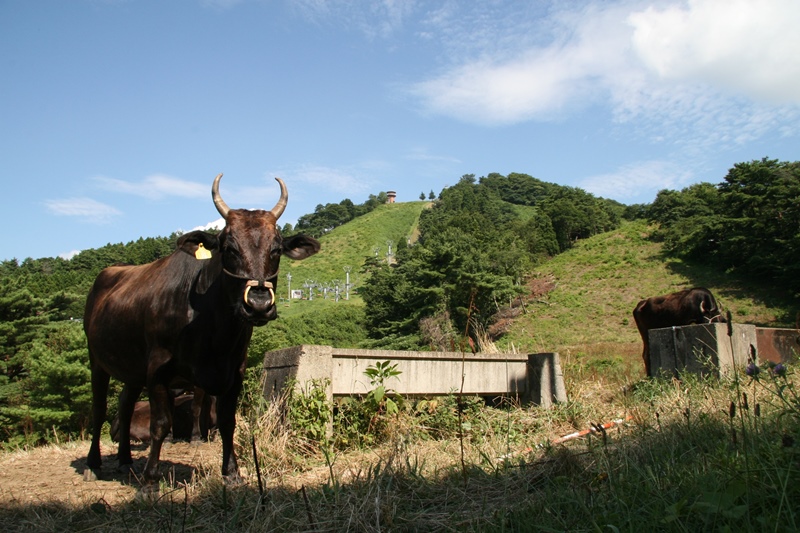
[110,389,217,443]
[84,174,320,489]
[633,287,726,376]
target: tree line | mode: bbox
[287,192,389,238]
[645,158,800,299]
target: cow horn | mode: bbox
[270,177,288,220]
[211,173,230,220]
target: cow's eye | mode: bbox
[222,240,242,269]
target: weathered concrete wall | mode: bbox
[649,323,755,378]
[756,328,800,363]
[262,345,567,408]
[261,345,334,404]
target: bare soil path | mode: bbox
[0,440,222,508]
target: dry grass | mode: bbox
[0,359,798,532]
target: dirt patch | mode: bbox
[0,440,222,508]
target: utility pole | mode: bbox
[343,266,351,300]
[286,272,292,305]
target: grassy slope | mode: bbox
[281,206,794,346]
[282,201,426,293]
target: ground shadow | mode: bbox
[69,443,200,488]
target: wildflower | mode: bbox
[773,363,787,377]
[745,363,760,377]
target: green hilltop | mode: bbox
[283,201,428,292]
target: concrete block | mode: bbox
[649,323,755,378]
[262,344,333,404]
[526,352,567,408]
[262,346,567,409]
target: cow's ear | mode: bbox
[282,234,321,260]
[176,231,220,258]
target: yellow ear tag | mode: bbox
[195,243,212,260]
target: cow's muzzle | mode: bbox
[223,269,277,314]
[243,279,275,309]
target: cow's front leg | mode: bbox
[217,380,242,484]
[84,361,110,481]
[191,386,206,442]
[116,383,144,472]
[142,382,173,490]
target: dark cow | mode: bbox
[633,287,726,377]
[110,389,217,443]
[83,174,320,488]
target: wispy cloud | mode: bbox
[94,174,207,200]
[409,0,800,146]
[275,164,375,195]
[291,0,415,39]
[200,0,243,9]
[579,160,694,202]
[44,197,122,223]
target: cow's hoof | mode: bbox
[83,468,99,482]
[137,483,160,499]
[118,463,140,476]
[223,472,245,486]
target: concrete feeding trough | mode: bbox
[262,345,567,408]
[648,323,755,378]
[755,327,800,364]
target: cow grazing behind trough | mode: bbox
[83,174,320,489]
[633,287,726,377]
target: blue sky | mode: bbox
[2,0,799,262]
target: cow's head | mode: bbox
[212,174,320,325]
[699,297,726,324]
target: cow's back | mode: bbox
[633,287,721,331]
[83,252,206,381]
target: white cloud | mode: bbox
[409,0,800,144]
[95,174,207,200]
[628,0,800,105]
[409,2,633,124]
[44,197,122,223]
[579,160,694,202]
[191,217,226,232]
[59,249,81,260]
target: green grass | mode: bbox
[282,201,427,294]
[4,366,797,532]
